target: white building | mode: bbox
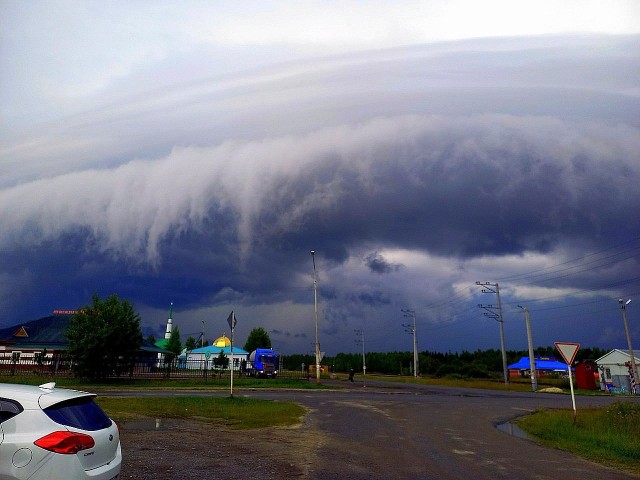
[180,334,249,371]
[595,349,639,393]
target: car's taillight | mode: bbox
[34,431,95,454]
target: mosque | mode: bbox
[180,334,250,371]
[155,303,249,370]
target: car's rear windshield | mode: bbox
[44,397,112,431]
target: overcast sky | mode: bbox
[1,1,639,358]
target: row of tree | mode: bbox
[64,294,609,380]
[310,346,609,378]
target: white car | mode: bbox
[0,382,121,480]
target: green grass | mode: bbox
[355,373,607,395]
[516,402,640,474]
[359,374,541,392]
[96,396,307,430]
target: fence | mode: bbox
[0,355,308,380]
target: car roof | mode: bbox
[0,382,95,409]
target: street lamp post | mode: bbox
[517,305,538,392]
[619,299,638,393]
[311,251,321,383]
[402,309,418,377]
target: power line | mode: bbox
[496,236,640,282]
[502,277,640,307]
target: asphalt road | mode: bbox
[109,380,640,479]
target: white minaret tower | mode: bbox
[157,302,174,367]
[164,302,174,341]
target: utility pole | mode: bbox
[517,305,538,392]
[477,282,508,385]
[354,329,366,375]
[355,329,366,387]
[619,299,638,393]
[311,250,321,383]
[401,309,418,378]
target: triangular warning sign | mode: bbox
[555,342,580,365]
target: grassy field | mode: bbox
[516,402,640,474]
[356,373,571,392]
[95,396,307,430]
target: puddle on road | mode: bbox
[496,421,531,441]
[122,418,167,431]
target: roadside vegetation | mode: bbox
[96,396,306,430]
[515,402,640,474]
[349,373,577,393]
[316,345,608,378]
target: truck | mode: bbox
[247,348,279,378]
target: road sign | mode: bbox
[555,342,580,365]
[554,342,580,423]
[227,311,237,330]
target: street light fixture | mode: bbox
[619,298,638,393]
[517,305,538,392]
[311,251,320,383]
[401,309,418,378]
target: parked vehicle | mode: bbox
[0,382,121,480]
[247,348,279,378]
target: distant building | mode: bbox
[595,349,639,393]
[180,334,249,371]
[0,313,168,373]
[0,314,71,372]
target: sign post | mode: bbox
[555,342,580,423]
[227,311,237,398]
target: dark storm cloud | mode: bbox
[365,252,403,274]
[1,34,639,353]
[1,113,638,321]
[262,115,639,258]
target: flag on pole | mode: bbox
[227,310,237,398]
[227,311,237,330]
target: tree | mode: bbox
[244,327,271,352]
[146,334,157,345]
[213,351,229,370]
[66,293,142,380]
[164,327,182,364]
[185,336,198,351]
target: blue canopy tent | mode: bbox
[508,357,572,378]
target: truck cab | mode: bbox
[248,348,279,378]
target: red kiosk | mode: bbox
[574,360,597,390]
